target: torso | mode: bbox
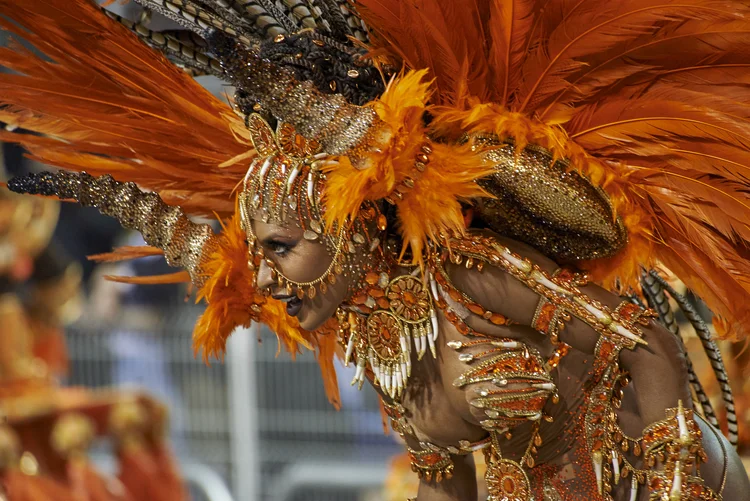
[364,232,729,500]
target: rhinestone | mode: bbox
[312,39,325,46]
[287,195,297,210]
[252,103,262,111]
[446,340,463,350]
[252,194,261,208]
[378,273,389,288]
[274,34,286,43]
[353,233,365,244]
[347,241,356,253]
[369,238,380,251]
[415,162,426,172]
[303,230,319,240]
[347,69,360,78]
[310,219,323,233]
[458,353,474,363]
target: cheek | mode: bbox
[277,240,334,283]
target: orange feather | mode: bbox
[514,0,742,113]
[87,247,164,263]
[102,272,192,285]
[0,0,250,218]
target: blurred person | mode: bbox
[89,231,190,455]
[0,164,188,501]
[6,1,750,500]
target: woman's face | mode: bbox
[252,218,363,331]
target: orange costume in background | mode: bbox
[0,186,187,501]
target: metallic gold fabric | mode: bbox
[474,138,627,262]
[8,172,214,287]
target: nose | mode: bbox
[256,258,276,290]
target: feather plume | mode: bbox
[514,0,742,114]
[88,247,165,263]
[538,19,750,119]
[313,320,343,410]
[562,92,750,338]
[322,70,493,263]
[103,271,192,285]
[0,0,250,218]
[356,0,491,104]
[489,0,537,107]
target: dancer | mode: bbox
[2,1,750,498]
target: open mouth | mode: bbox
[272,294,303,317]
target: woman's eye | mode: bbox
[269,241,292,257]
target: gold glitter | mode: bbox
[472,136,627,261]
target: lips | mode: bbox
[272,294,304,317]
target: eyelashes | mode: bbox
[265,239,296,258]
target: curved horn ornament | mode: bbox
[8,171,215,287]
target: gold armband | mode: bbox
[643,401,718,501]
[406,445,454,482]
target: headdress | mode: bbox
[3,0,750,407]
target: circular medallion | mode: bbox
[485,459,531,501]
[366,310,402,361]
[387,276,431,322]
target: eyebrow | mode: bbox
[260,233,296,245]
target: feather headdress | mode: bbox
[3,0,750,410]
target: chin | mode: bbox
[296,301,338,331]
[296,309,326,331]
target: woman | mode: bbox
[2,0,750,499]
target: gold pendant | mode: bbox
[344,274,437,397]
[485,458,532,501]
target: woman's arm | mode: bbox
[446,234,692,423]
[415,453,477,501]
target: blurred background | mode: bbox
[1,3,748,501]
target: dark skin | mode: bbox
[254,219,749,500]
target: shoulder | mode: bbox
[438,230,560,325]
